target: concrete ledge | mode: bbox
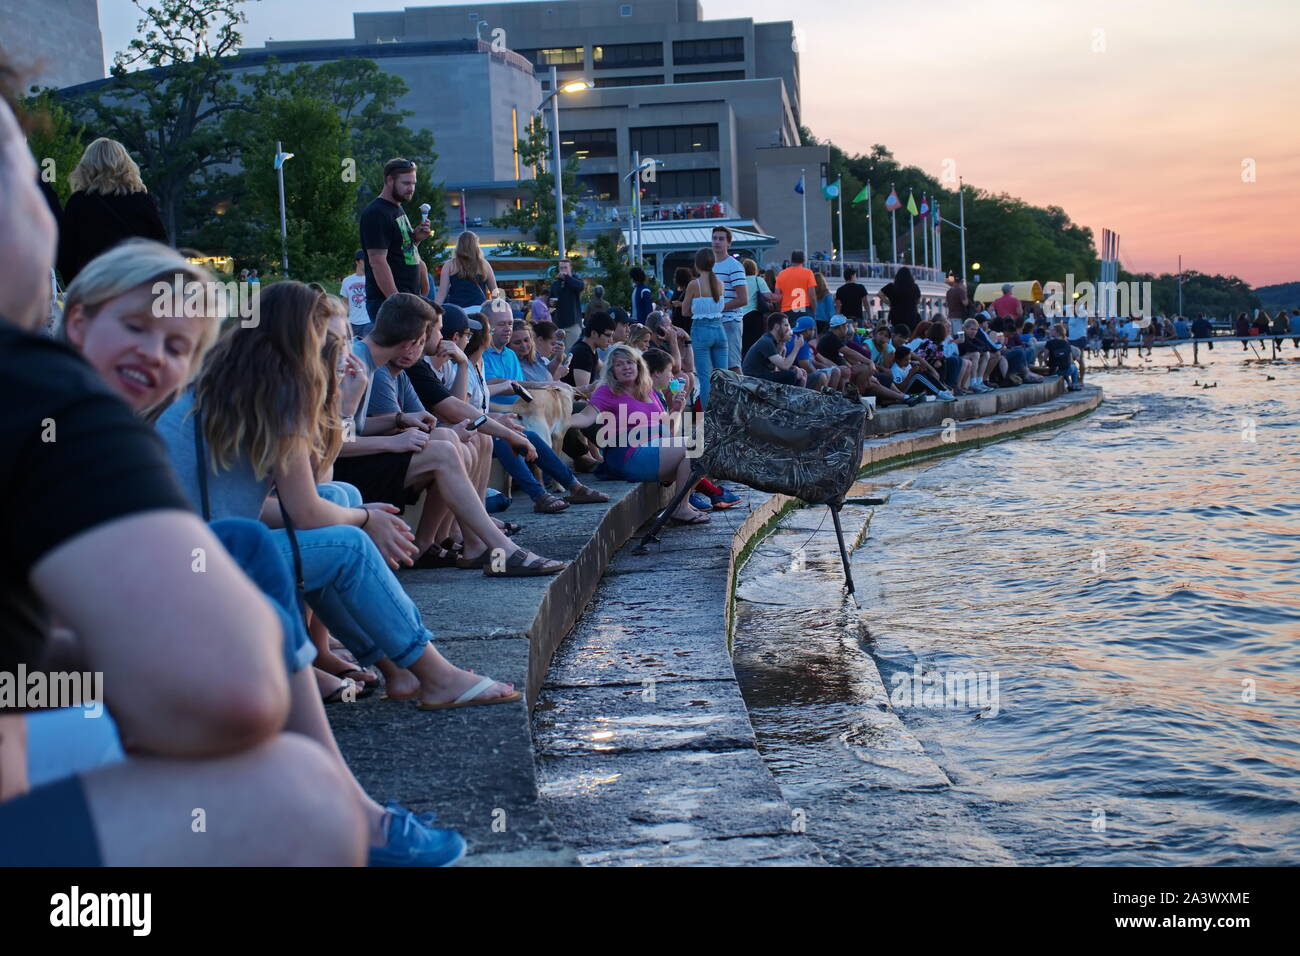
[866,378,1066,436]
[335,382,1101,865]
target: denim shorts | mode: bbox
[605,445,662,482]
[723,321,743,368]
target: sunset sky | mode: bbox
[99,0,1300,286]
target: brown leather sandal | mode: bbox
[533,492,570,514]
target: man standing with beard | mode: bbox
[361,158,433,325]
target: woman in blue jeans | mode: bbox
[492,428,609,513]
[682,247,728,406]
[61,250,471,864]
[154,282,521,713]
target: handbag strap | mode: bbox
[193,401,211,522]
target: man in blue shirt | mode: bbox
[784,315,837,389]
[482,297,526,406]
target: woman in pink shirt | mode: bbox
[571,345,708,524]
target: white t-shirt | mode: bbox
[341,274,368,327]
[712,254,747,324]
[891,362,908,385]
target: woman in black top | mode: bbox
[879,266,922,334]
[57,138,168,284]
[670,266,693,335]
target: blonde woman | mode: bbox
[60,239,218,417]
[435,230,497,309]
[57,138,168,283]
[570,344,706,524]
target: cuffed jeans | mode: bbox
[493,429,577,500]
[691,319,729,406]
[276,481,432,670]
[943,355,964,390]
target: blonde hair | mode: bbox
[452,230,491,283]
[62,239,221,400]
[626,323,652,351]
[815,272,830,300]
[601,344,653,401]
[69,137,147,196]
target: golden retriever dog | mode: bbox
[490,381,574,454]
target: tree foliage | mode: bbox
[68,0,255,241]
[21,90,87,203]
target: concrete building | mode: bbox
[0,0,105,91]
[344,1,802,223]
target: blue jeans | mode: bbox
[275,481,432,669]
[604,444,662,482]
[210,517,316,674]
[691,319,729,406]
[943,355,964,389]
[492,429,576,500]
[1005,347,1030,377]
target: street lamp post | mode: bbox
[274,141,294,276]
[538,68,591,261]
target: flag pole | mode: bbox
[922,195,930,276]
[958,177,968,287]
[276,140,289,277]
[934,200,942,276]
[837,183,845,276]
[909,206,916,266]
[890,181,898,264]
[867,183,875,265]
[800,167,808,257]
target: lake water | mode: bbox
[732,355,1300,865]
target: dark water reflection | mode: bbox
[733,358,1300,865]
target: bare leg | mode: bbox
[82,733,367,865]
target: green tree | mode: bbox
[492,115,585,258]
[20,89,87,203]
[588,230,631,310]
[68,0,256,242]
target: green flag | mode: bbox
[851,184,870,204]
[906,191,919,216]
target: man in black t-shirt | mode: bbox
[563,312,615,391]
[549,258,585,339]
[0,91,364,865]
[360,157,433,323]
[834,268,869,322]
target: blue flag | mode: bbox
[794,176,804,195]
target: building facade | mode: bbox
[0,0,105,91]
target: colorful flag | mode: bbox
[906,191,919,216]
[884,188,901,212]
[852,184,870,204]
[795,175,805,194]
[822,179,841,200]
[274,150,294,170]
[919,196,930,218]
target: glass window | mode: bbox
[641,168,721,200]
[672,37,744,65]
[619,4,633,15]
[517,47,585,71]
[576,173,619,201]
[675,70,745,84]
[592,42,663,69]
[592,74,663,88]
[560,129,618,160]
[629,124,719,155]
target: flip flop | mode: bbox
[416,675,523,711]
[323,677,365,704]
[670,512,710,525]
[329,667,379,696]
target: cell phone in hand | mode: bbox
[512,382,535,403]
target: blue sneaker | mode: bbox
[689,492,714,511]
[708,489,742,509]
[368,801,466,867]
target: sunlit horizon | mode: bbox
[97,0,1300,287]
